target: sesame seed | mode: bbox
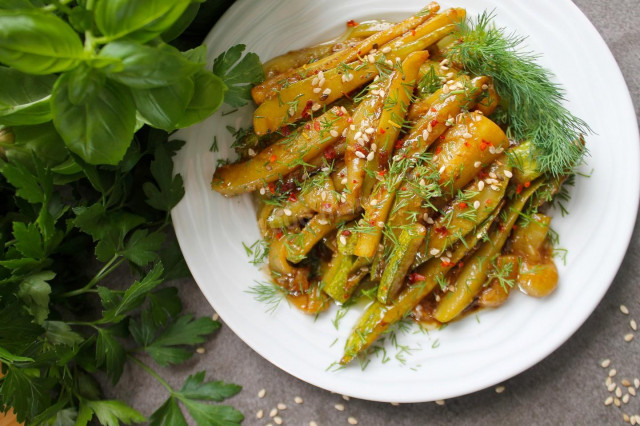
[504,170,513,178]
[623,379,632,387]
[602,359,612,368]
[495,386,505,394]
[435,400,445,406]
[355,151,366,159]
[348,74,355,81]
[478,181,485,191]
[283,208,292,217]
[318,71,324,80]
[377,221,385,228]
[621,305,630,314]
[313,87,322,93]
[615,398,621,407]
[339,235,347,246]
[430,248,440,256]
[489,172,497,179]
[342,128,348,137]
[610,369,618,377]
[624,414,631,423]
[257,410,264,419]
[630,387,637,396]
[419,178,426,186]
[427,217,434,224]
[334,403,345,411]
[212,313,219,321]
[258,389,266,398]
[274,416,283,425]
[357,137,365,145]
[330,129,339,138]
[362,133,370,142]
[391,402,400,406]
[473,200,481,209]
[607,376,613,386]
[196,347,205,354]
[371,89,380,96]
[427,123,433,132]
[370,198,378,206]
[269,408,278,418]
[342,75,349,83]
[491,185,500,191]
[632,320,638,331]
[382,46,392,53]
[312,103,322,111]
[632,416,638,425]
[439,165,445,174]
[482,84,489,90]
[341,177,348,186]
[260,187,266,195]
[635,378,639,388]
[422,130,429,140]
[365,127,375,134]
[341,106,348,114]
[294,396,303,404]
[624,394,630,404]
[318,218,329,225]
[489,146,496,154]
[350,125,356,131]
[318,78,326,87]
[605,396,614,406]
[371,143,377,152]
[385,59,394,67]
[367,152,375,161]
[277,403,287,410]
[368,54,375,63]
[462,132,472,139]
[609,383,617,392]
[348,417,358,425]
[617,387,624,398]
[288,108,296,116]
[354,131,362,139]
[323,88,331,96]
[312,77,319,86]
[625,333,634,342]
[442,85,450,94]
[310,422,318,426]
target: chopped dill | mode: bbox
[246,281,288,314]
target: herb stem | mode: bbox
[62,255,124,297]
[128,355,174,394]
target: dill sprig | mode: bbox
[246,281,288,313]
[447,11,591,176]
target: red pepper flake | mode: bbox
[464,141,470,148]
[379,128,386,134]
[499,224,506,232]
[516,183,523,194]
[313,121,321,131]
[268,182,276,194]
[395,138,405,150]
[411,29,416,36]
[409,273,426,283]
[347,117,353,124]
[275,230,284,239]
[524,181,531,188]
[300,100,314,119]
[458,262,464,268]
[369,220,376,226]
[430,119,439,127]
[269,154,277,163]
[347,19,359,27]
[430,107,437,113]
[512,224,518,230]
[435,226,448,236]
[324,145,336,160]
[323,203,332,210]
[401,186,407,191]
[440,135,446,140]
[441,260,454,267]
[435,146,442,155]
[281,125,291,136]
[341,230,352,236]
[458,202,468,209]
[378,170,387,177]
[479,139,490,151]
[288,193,298,202]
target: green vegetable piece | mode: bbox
[0,10,84,74]
[378,223,426,304]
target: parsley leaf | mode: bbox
[18,270,55,324]
[179,371,242,402]
[212,44,264,107]
[81,400,146,426]
[96,327,127,384]
[149,397,188,426]
[143,141,185,212]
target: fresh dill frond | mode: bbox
[447,11,591,176]
[246,281,288,313]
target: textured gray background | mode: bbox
[108,1,640,424]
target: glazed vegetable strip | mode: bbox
[212,107,350,196]
[251,2,441,104]
[412,155,511,267]
[286,213,357,263]
[340,207,502,364]
[433,180,543,322]
[253,9,465,135]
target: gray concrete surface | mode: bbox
[107,0,640,424]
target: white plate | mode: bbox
[172,0,640,402]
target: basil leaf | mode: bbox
[0,0,42,9]
[0,67,56,126]
[132,77,194,131]
[161,2,200,43]
[66,64,106,105]
[0,10,84,74]
[176,70,226,128]
[7,122,68,170]
[100,41,202,89]
[94,0,191,43]
[52,72,135,165]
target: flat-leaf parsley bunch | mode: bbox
[0,0,263,424]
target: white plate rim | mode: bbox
[171,0,640,402]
